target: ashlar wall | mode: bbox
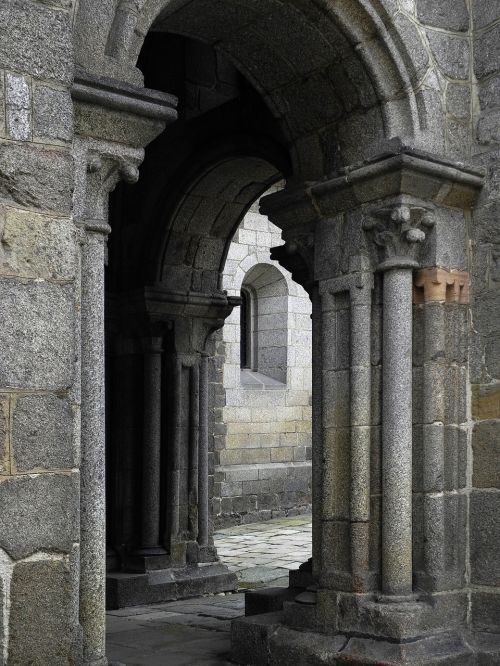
[213,196,313,527]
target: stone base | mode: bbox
[245,586,300,616]
[231,614,500,665]
[106,562,237,609]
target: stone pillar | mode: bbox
[138,336,165,555]
[232,147,486,665]
[79,219,110,666]
[364,204,434,599]
[75,148,141,666]
[198,353,210,547]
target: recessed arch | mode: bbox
[74,0,445,179]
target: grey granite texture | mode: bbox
[11,394,75,472]
[0,279,75,390]
[0,473,78,559]
[8,559,78,665]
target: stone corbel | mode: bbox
[270,232,315,295]
[413,267,470,304]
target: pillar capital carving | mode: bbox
[363,202,435,271]
[270,231,315,295]
[73,138,143,235]
[413,267,470,304]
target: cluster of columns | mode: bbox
[252,150,483,662]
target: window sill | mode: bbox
[240,368,286,390]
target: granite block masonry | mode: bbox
[0,0,498,664]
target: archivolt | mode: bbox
[75,0,438,176]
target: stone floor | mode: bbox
[107,515,312,665]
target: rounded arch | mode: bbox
[74,0,445,177]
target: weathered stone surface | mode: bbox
[5,72,31,141]
[0,279,74,390]
[417,0,469,31]
[470,491,500,585]
[479,76,500,113]
[8,559,77,665]
[0,141,73,213]
[472,592,500,633]
[472,383,500,420]
[0,1,72,83]
[473,420,500,489]
[474,22,500,81]
[33,84,73,142]
[472,0,500,31]
[0,207,76,280]
[0,395,8,475]
[12,394,75,471]
[0,473,78,559]
[426,31,470,80]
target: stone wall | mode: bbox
[213,198,313,527]
[470,0,500,633]
[0,1,81,663]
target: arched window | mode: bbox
[239,264,288,384]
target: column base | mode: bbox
[106,562,237,609]
[231,613,499,665]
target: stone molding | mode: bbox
[413,267,470,304]
[72,71,177,147]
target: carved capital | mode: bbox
[413,268,470,304]
[363,203,435,271]
[74,138,143,236]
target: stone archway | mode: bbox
[68,3,488,666]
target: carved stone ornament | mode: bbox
[363,203,435,271]
[271,232,315,293]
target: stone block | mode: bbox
[0,279,74,390]
[426,31,470,80]
[0,207,76,280]
[0,473,78,559]
[444,425,467,490]
[472,383,500,420]
[11,394,75,471]
[0,2,72,83]
[231,612,283,666]
[5,72,31,141]
[470,491,500,585]
[472,0,500,29]
[0,395,8,475]
[0,141,73,213]
[0,71,5,138]
[271,447,293,463]
[472,591,500,633]
[417,0,469,31]
[447,84,472,121]
[33,83,73,143]
[8,558,76,665]
[473,420,500,489]
[474,22,500,81]
[323,427,350,519]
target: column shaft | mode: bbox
[140,338,163,551]
[311,287,323,579]
[198,355,209,547]
[80,232,107,666]
[168,358,182,543]
[350,298,372,588]
[189,363,200,539]
[382,268,413,598]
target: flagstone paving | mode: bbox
[107,514,312,665]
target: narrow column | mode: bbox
[364,203,433,600]
[189,363,200,539]
[349,278,373,591]
[80,223,109,666]
[381,267,414,598]
[139,336,165,554]
[310,287,323,579]
[198,353,209,547]
[168,357,182,547]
